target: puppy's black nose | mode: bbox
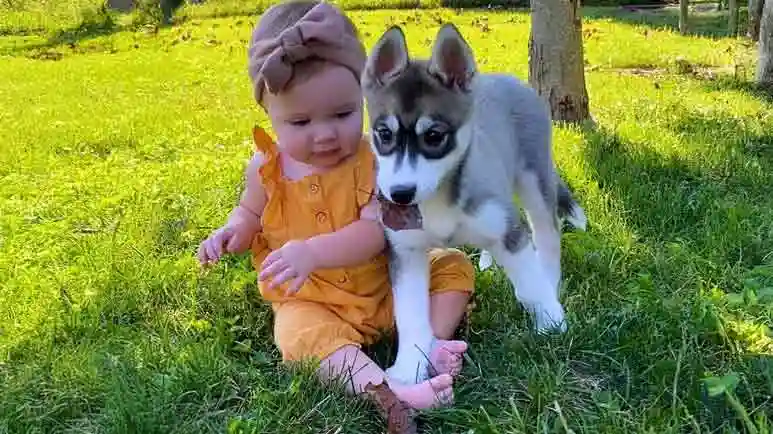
[390,185,416,205]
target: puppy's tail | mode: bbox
[478,249,494,271]
[557,180,587,231]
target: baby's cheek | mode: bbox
[342,128,364,152]
[280,134,313,160]
[344,113,364,140]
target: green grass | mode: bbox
[2,1,773,433]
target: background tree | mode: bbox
[679,0,689,35]
[528,0,591,124]
[758,0,773,87]
[748,0,766,41]
[728,0,738,35]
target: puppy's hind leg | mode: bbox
[557,179,587,231]
[516,171,563,290]
[489,219,567,333]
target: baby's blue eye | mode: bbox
[288,119,310,127]
[335,111,353,119]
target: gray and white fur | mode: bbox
[362,24,588,385]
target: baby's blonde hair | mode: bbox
[247,0,365,106]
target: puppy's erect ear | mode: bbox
[363,26,409,87]
[427,23,476,91]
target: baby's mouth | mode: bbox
[315,147,339,155]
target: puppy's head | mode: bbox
[362,23,477,206]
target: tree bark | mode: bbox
[748,0,765,41]
[160,0,185,24]
[728,0,738,35]
[679,0,689,35]
[107,0,134,11]
[528,0,591,124]
[758,0,773,87]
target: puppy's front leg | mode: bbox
[385,231,433,385]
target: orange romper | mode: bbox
[249,127,476,363]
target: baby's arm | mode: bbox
[304,194,385,269]
[198,153,267,264]
[227,152,267,232]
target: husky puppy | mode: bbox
[361,23,587,385]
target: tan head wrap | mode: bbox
[247,2,366,103]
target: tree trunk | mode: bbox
[728,0,738,35]
[160,0,185,24]
[748,0,765,41]
[758,0,773,87]
[528,0,591,124]
[107,0,134,11]
[679,0,689,35]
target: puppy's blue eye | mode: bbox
[423,130,446,147]
[376,126,393,143]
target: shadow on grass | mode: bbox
[1,7,125,57]
[0,26,46,37]
[46,16,120,46]
[670,108,773,166]
[582,126,707,243]
[583,4,747,38]
[565,123,773,431]
[581,122,773,269]
[701,75,773,106]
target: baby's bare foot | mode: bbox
[389,373,454,410]
[429,340,467,377]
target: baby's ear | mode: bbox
[363,26,409,88]
[427,23,476,91]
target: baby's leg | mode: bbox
[430,291,471,339]
[318,345,454,410]
[429,291,470,376]
[426,248,476,377]
[273,300,454,410]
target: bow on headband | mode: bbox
[248,2,366,102]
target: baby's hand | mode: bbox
[197,223,255,266]
[259,240,318,295]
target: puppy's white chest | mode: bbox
[419,198,509,248]
[419,199,480,247]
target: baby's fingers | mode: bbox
[226,231,245,253]
[266,267,296,291]
[259,258,287,281]
[197,242,210,265]
[211,229,232,260]
[284,275,307,296]
[261,249,281,270]
[204,239,220,264]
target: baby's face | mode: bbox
[264,64,364,168]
